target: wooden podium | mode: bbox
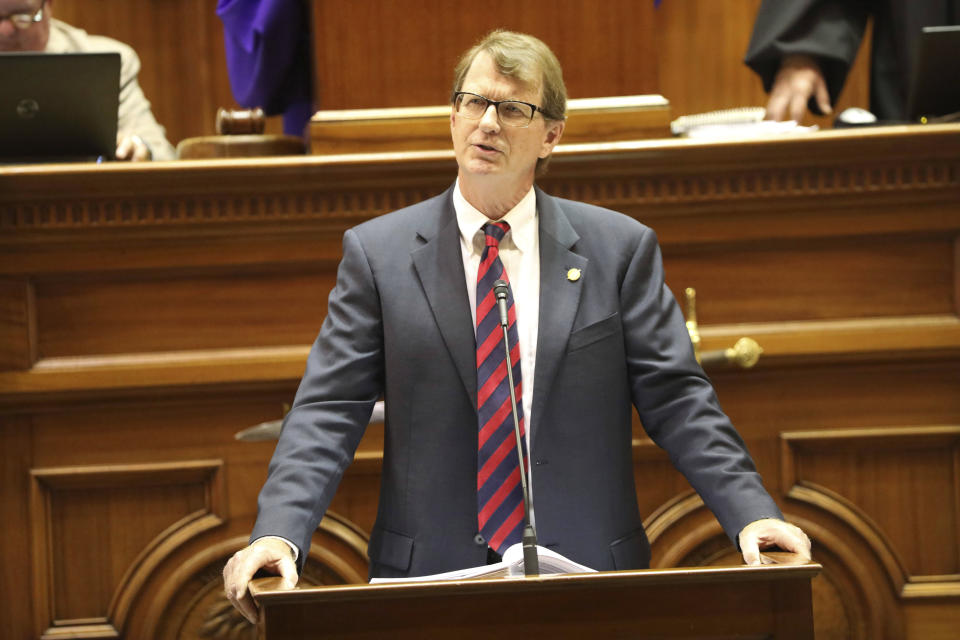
[251,559,821,639]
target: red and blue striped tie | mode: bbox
[476,221,528,554]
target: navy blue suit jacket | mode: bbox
[251,184,782,578]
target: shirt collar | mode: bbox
[453,179,537,255]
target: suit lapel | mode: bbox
[531,187,587,446]
[410,186,478,410]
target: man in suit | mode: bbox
[0,0,176,159]
[224,29,811,624]
[745,0,959,122]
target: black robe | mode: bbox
[744,0,958,120]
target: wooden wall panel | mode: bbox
[29,461,225,638]
[782,428,960,578]
[905,601,960,639]
[33,270,334,358]
[711,361,960,440]
[0,417,35,640]
[663,236,956,324]
[653,0,872,128]
[47,0,875,151]
[0,279,35,370]
[311,0,658,109]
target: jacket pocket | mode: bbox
[609,527,651,570]
[567,312,620,353]
[368,527,414,572]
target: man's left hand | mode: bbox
[738,518,811,565]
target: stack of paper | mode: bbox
[369,544,595,584]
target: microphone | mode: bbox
[493,279,510,326]
[492,279,539,576]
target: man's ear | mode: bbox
[540,120,565,158]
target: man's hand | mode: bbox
[766,54,832,122]
[738,518,812,566]
[222,537,299,625]
[115,134,152,161]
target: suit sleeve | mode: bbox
[115,45,176,160]
[621,227,782,543]
[250,228,385,570]
[744,0,871,114]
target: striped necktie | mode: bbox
[475,221,528,554]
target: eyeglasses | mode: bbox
[0,3,44,30]
[452,91,545,128]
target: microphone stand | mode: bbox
[494,280,539,576]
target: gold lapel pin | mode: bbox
[567,268,582,282]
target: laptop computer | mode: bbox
[0,52,120,162]
[907,25,960,122]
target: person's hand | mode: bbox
[223,537,298,624]
[765,54,832,122]
[115,134,152,161]
[738,518,812,566]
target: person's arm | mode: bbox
[114,45,176,160]
[620,227,802,555]
[744,0,870,121]
[222,228,384,618]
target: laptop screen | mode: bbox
[0,52,120,162]
[907,26,960,122]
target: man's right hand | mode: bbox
[766,54,832,122]
[223,537,299,624]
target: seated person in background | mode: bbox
[0,0,176,160]
[745,0,959,122]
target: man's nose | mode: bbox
[479,104,501,132]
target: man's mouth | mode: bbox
[474,143,499,153]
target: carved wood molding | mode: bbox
[643,491,723,568]
[700,314,960,366]
[29,460,225,639]
[781,426,960,599]
[143,511,369,640]
[782,510,905,639]
[0,346,310,405]
[2,126,958,239]
[0,278,36,370]
[644,494,909,639]
[3,312,958,405]
[548,155,960,211]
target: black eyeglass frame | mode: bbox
[452,91,548,127]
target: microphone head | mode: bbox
[493,279,510,299]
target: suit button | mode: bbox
[535,459,548,466]
[473,534,486,546]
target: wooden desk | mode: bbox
[1,125,958,639]
[251,558,821,640]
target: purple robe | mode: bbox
[217,0,313,136]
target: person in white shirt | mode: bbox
[0,0,176,160]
